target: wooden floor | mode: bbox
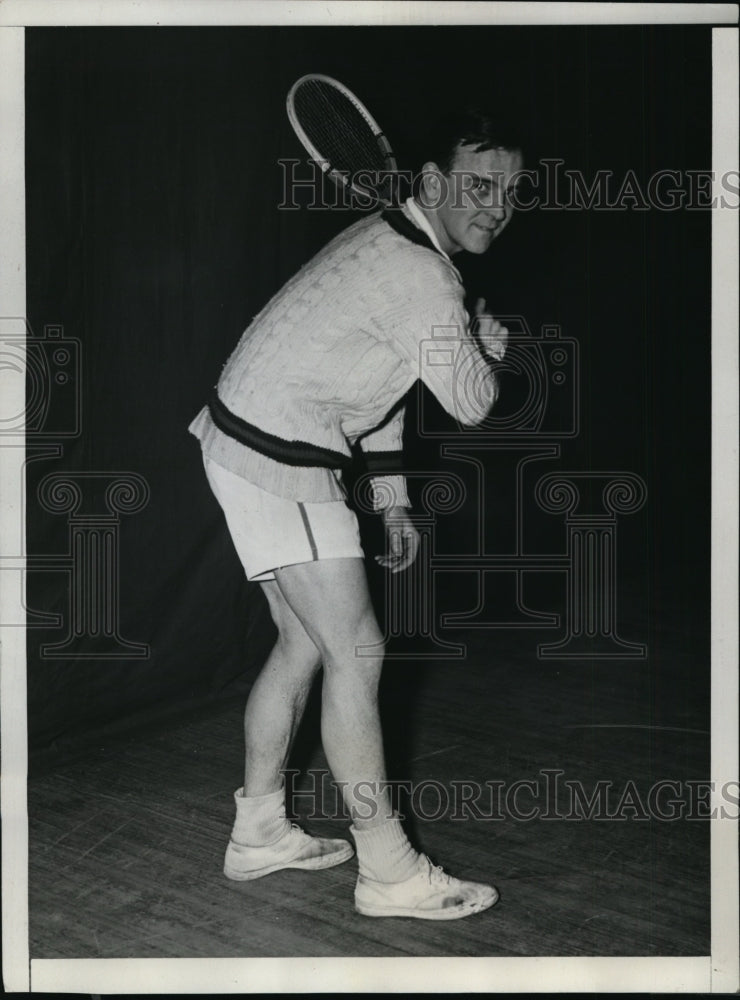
[28,588,710,959]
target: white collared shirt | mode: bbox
[404,196,451,261]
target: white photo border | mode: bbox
[1,2,737,994]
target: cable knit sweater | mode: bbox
[189,204,499,508]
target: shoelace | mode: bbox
[426,858,453,886]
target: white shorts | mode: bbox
[203,455,364,582]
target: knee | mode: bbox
[273,624,322,674]
[321,612,385,675]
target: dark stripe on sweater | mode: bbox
[297,503,319,561]
[208,392,352,471]
[381,208,445,258]
[363,450,405,475]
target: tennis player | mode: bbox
[190,110,523,920]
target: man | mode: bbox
[189,109,523,920]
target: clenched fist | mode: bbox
[473,297,508,362]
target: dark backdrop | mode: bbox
[25,26,711,757]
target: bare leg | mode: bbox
[226,580,354,879]
[242,580,322,796]
[234,558,498,917]
[273,557,393,826]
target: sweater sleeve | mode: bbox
[392,284,499,426]
[358,404,410,511]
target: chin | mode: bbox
[461,224,500,253]
[464,234,496,254]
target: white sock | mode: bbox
[231,786,291,847]
[350,816,419,883]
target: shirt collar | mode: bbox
[404,197,451,261]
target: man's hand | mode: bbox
[375,506,420,574]
[473,297,508,362]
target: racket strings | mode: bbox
[293,79,391,180]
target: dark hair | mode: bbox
[423,108,525,174]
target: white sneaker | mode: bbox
[355,853,499,920]
[224,822,354,881]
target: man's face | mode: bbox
[422,144,524,256]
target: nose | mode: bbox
[485,201,507,222]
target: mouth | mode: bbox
[472,223,497,235]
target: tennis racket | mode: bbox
[286,74,398,207]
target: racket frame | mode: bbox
[286,73,398,205]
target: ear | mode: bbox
[419,161,444,206]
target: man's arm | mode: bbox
[358,405,420,574]
[392,286,505,427]
[358,404,410,512]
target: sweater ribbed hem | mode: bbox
[363,449,405,475]
[190,409,411,508]
[189,407,349,503]
[209,392,353,471]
